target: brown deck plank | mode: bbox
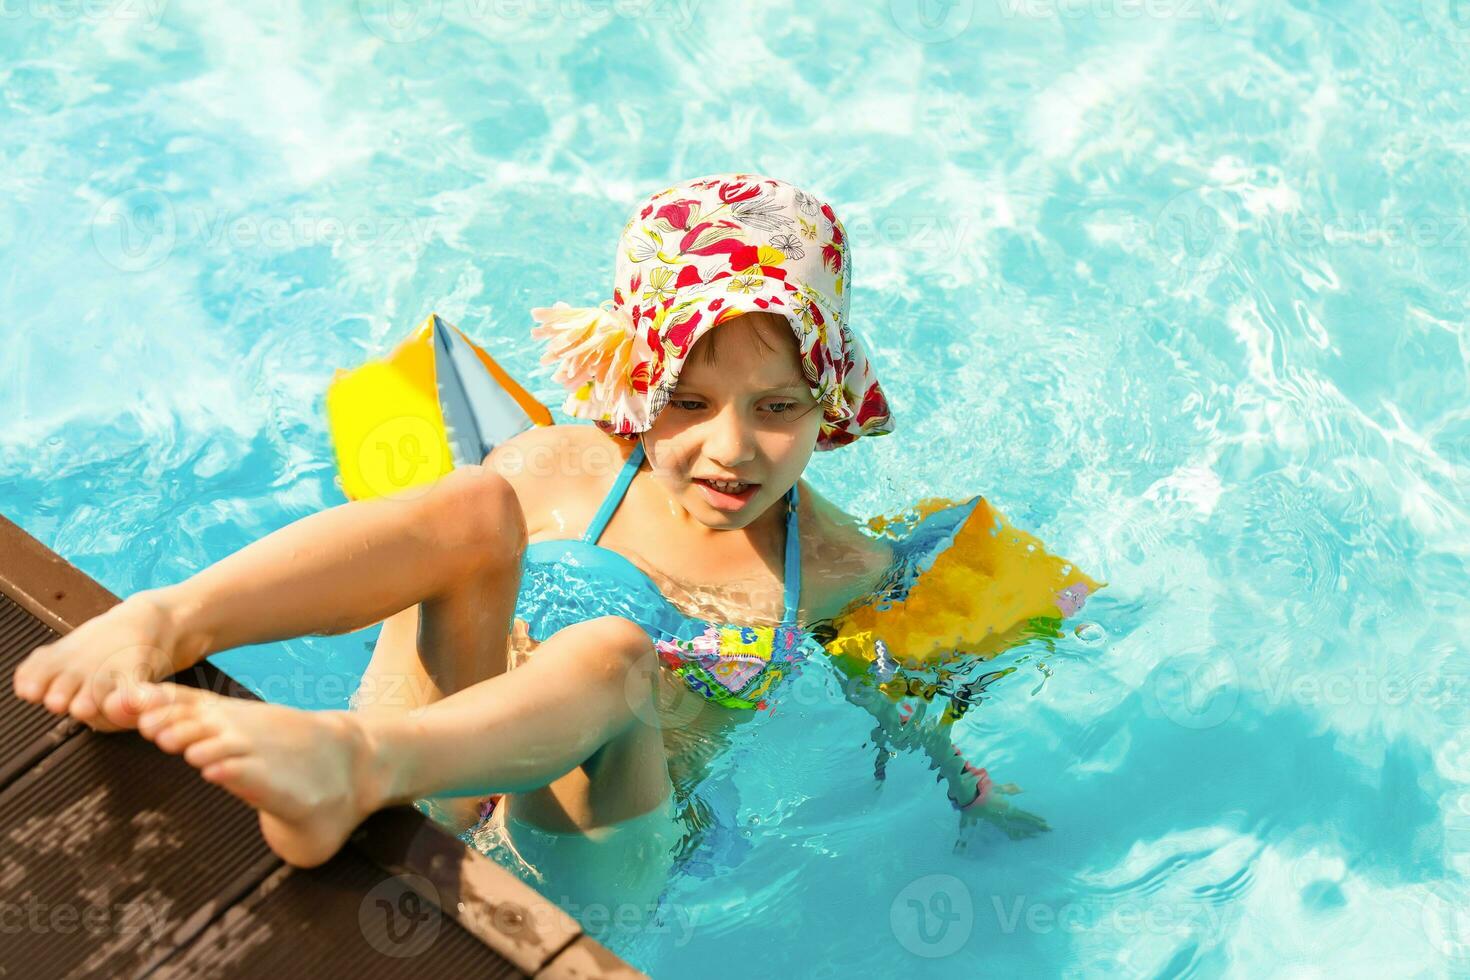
[0,701,283,977]
[0,511,645,979]
[0,592,81,793]
[150,855,526,978]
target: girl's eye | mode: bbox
[668,398,807,416]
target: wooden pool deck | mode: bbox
[0,511,644,979]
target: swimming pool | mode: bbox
[4,1,1468,974]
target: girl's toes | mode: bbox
[155,718,219,754]
[183,735,246,770]
[138,703,188,738]
[135,681,204,709]
[67,691,101,726]
[13,645,62,701]
[43,673,83,714]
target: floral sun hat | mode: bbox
[530,172,894,451]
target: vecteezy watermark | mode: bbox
[1423,0,1470,45]
[991,894,1229,936]
[1265,211,1470,251]
[357,0,444,42]
[1148,655,1470,731]
[351,416,449,504]
[92,188,177,273]
[1256,662,1470,715]
[1422,885,1470,962]
[561,898,698,945]
[1154,188,1470,274]
[90,188,442,272]
[0,0,168,29]
[842,213,978,257]
[0,897,169,938]
[890,874,974,958]
[623,647,711,733]
[488,439,627,481]
[359,873,441,958]
[1148,651,1241,730]
[889,0,976,43]
[358,0,701,44]
[996,0,1229,30]
[1153,187,1242,274]
[480,893,700,946]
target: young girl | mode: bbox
[11,173,1025,916]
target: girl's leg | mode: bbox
[132,613,671,868]
[350,460,526,830]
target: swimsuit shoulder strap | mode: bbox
[583,439,645,544]
[781,482,801,628]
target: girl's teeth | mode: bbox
[710,480,747,493]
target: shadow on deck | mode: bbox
[0,512,644,979]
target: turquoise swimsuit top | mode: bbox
[512,441,815,711]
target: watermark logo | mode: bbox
[991,893,1229,936]
[1150,651,1239,729]
[1420,885,1470,959]
[353,416,446,502]
[357,0,703,43]
[890,0,975,43]
[624,651,709,732]
[91,191,440,273]
[0,0,169,29]
[0,897,168,938]
[359,873,442,957]
[1153,187,1241,274]
[997,0,1229,30]
[1424,0,1470,44]
[92,187,177,272]
[358,0,444,42]
[890,873,973,958]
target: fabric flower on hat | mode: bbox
[529,299,655,431]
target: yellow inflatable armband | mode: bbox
[325,313,551,502]
[828,495,1106,676]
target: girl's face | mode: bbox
[641,312,822,531]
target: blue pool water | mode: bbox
[4,2,1469,975]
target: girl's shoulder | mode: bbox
[798,480,898,623]
[483,423,631,538]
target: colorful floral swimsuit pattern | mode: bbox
[512,440,815,712]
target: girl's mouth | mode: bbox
[694,478,760,511]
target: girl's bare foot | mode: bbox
[133,682,391,867]
[12,593,201,732]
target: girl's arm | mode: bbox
[843,673,986,808]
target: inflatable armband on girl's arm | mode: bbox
[324,313,552,501]
[827,494,1106,681]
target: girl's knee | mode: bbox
[572,616,656,676]
[423,465,527,576]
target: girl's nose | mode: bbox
[700,403,756,469]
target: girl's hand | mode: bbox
[957,783,1051,841]
[945,745,1051,841]
[11,593,194,733]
